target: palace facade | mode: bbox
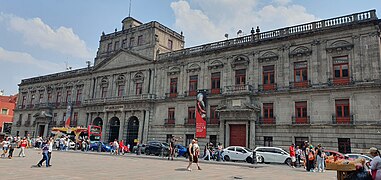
[11,10,381,153]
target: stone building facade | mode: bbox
[11,10,381,153]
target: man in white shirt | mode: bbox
[47,138,53,166]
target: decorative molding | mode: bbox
[258,51,279,63]
[326,40,353,53]
[132,72,144,82]
[289,46,312,58]
[167,67,181,75]
[231,55,249,68]
[208,60,224,70]
[186,63,201,73]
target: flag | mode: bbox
[65,104,72,127]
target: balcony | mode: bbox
[332,115,354,125]
[224,84,253,94]
[73,101,82,106]
[83,94,157,105]
[164,119,175,127]
[257,117,276,125]
[259,84,277,91]
[165,93,178,98]
[210,88,221,95]
[292,116,310,125]
[188,91,197,96]
[328,77,352,86]
[289,81,311,89]
[207,118,220,126]
[184,118,196,126]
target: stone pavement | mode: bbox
[0,149,336,180]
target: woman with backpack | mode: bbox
[307,145,315,172]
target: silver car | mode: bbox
[254,147,291,165]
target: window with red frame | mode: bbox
[39,93,44,103]
[294,62,308,83]
[66,90,71,103]
[263,65,275,85]
[235,69,246,85]
[101,87,107,98]
[117,84,125,97]
[76,89,82,103]
[168,108,175,120]
[335,99,350,120]
[170,78,178,95]
[136,83,142,95]
[188,107,196,123]
[333,56,349,79]
[47,91,52,103]
[263,103,274,119]
[209,105,219,124]
[295,101,307,118]
[189,75,198,95]
[56,91,62,103]
[72,112,78,127]
[211,72,221,94]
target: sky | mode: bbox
[0,0,380,95]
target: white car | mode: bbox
[345,154,372,162]
[254,147,291,165]
[222,146,254,163]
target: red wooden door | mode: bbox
[229,124,246,147]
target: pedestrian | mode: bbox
[289,143,296,168]
[112,139,119,155]
[1,137,10,158]
[65,137,70,151]
[217,143,224,161]
[37,140,50,167]
[186,138,201,171]
[119,140,125,155]
[18,137,28,157]
[316,144,325,172]
[168,135,180,160]
[369,147,381,180]
[296,146,302,167]
[47,138,53,167]
[202,143,211,161]
[307,145,315,172]
[7,144,14,159]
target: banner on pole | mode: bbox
[196,91,207,138]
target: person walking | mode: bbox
[369,147,381,180]
[289,143,296,168]
[296,146,302,167]
[7,144,14,159]
[47,138,53,167]
[37,140,50,167]
[112,139,119,155]
[18,137,28,157]
[307,145,315,172]
[168,135,180,160]
[316,144,325,172]
[1,137,10,158]
[186,138,202,171]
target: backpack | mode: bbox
[308,151,314,160]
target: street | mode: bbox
[0,149,337,180]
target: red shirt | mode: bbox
[289,146,295,157]
[20,140,27,148]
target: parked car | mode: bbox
[345,153,372,162]
[254,147,291,165]
[89,142,112,152]
[324,150,352,160]
[132,143,146,154]
[175,144,188,157]
[222,146,254,163]
[145,141,170,156]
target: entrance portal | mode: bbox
[108,117,120,142]
[229,124,246,147]
[38,125,45,137]
[126,116,139,147]
[93,117,103,127]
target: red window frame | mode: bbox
[170,78,178,97]
[295,101,308,124]
[117,84,125,97]
[235,69,246,85]
[209,105,219,124]
[136,83,142,95]
[56,91,62,103]
[101,87,107,98]
[72,112,78,127]
[189,75,198,96]
[76,89,82,103]
[335,99,350,124]
[211,72,221,94]
[333,56,350,85]
[187,107,196,124]
[263,103,274,124]
[168,108,175,120]
[263,65,275,90]
[294,62,308,87]
[47,91,52,103]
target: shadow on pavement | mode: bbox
[174,168,189,171]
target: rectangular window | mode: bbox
[27,114,31,121]
[335,99,350,124]
[53,113,57,122]
[101,87,107,98]
[185,134,194,146]
[117,84,125,97]
[189,75,198,96]
[263,65,275,88]
[264,136,273,147]
[168,40,173,50]
[66,90,71,103]
[263,103,274,118]
[47,91,52,103]
[129,37,135,47]
[63,113,66,122]
[114,41,119,50]
[169,78,178,97]
[338,138,351,154]
[295,101,307,118]
[294,62,308,88]
[18,114,22,122]
[333,56,350,85]
[137,35,144,45]
[135,83,142,95]
[211,72,221,94]
[235,69,246,85]
[56,91,62,103]
[39,92,44,103]
[209,105,219,124]
[1,109,8,115]
[22,95,26,108]
[30,94,35,105]
[107,43,112,52]
[209,135,217,146]
[72,112,78,127]
[188,107,196,124]
[76,89,82,103]
[168,108,175,120]
[122,39,127,48]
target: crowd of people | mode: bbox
[288,141,326,172]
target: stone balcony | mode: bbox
[83,94,156,105]
[223,84,253,95]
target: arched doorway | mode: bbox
[126,116,139,147]
[108,117,120,142]
[93,117,103,127]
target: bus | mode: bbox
[87,125,102,142]
[51,125,102,147]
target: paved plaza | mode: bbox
[0,149,337,180]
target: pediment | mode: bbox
[326,40,353,53]
[258,51,278,63]
[289,46,312,58]
[94,50,151,71]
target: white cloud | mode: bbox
[0,47,62,72]
[1,13,92,59]
[171,0,318,46]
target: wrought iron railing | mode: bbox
[184,118,196,126]
[257,117,276,125]
[291,116,311,125]
[83,94,156,105]
[332,114,355,125]
[164,119,175,126]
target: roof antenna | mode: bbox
[128,0,132,17]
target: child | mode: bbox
[8,144,14,159]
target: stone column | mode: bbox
[101,112,107,142]
[219,118,225,146]
[142,110,150,143]
[119,111,126,141]
[249,120,256,149]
